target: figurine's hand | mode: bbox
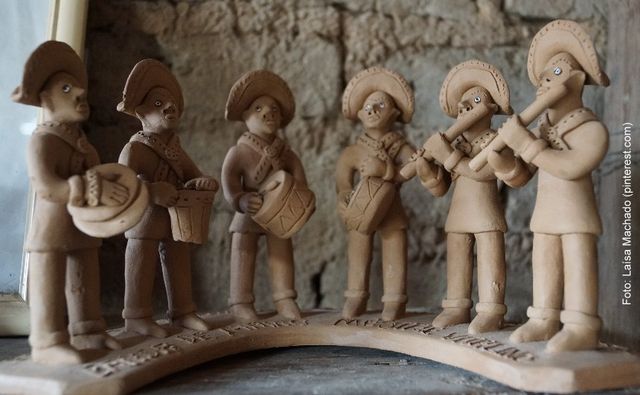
[498,115,534,153]
[239,192,263,215]
[149,181,179,207]
[487,149,517,174]
[94,179,129,207]
[359,156,387,178]
[424,133,453,165]
[184,177,219,192]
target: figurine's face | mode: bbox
[135,87,181,132]
[457,87,492,118]
[536,54,584,97]
[39,72,89,123]
[243,95,282,136]
[357,91,399,130]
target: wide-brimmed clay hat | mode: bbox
[342,66,414,123]
[225,70,296,127]
[439,59,512,118]
[117,59,184,116]
[11,40,87,107]
[528,19,609,87]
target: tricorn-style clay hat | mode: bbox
[528,19,609,87]
[117,59,184,116]
[225,70,296,127]
[439,60,512,118]
[342,67,414,123]
[11,40,88,107]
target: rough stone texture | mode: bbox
[85,0,609,325]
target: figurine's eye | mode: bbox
[271,106,279,112]
[154,100,163,107]
[62,84,72,93]
[364,104,372,112]
[473,96,481,103]
[256,106,262,112]
[379,102,385,108]
[553,67,562,75]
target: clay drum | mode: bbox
[252,170,315,239]
[168,189,216,244]
[344,176,396,234]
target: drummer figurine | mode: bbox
[337,67,416,321]
[416,60,526,334]
[12,41,124,363]
[222,70,313,323]
[490,20,609,352]
[118,59,218,337]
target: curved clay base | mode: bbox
[1,311,639,394]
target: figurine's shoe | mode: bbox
[342,296,367,319]
[381,302,406,322]
[432,298,472,328]
[31,344,84,365]
[545,311,601,353]
[468,302,506,334]
[173,312,211,331]
[275,298,302,320]
[71,332,122,350]
[125,318,169,338]
[230,303,259,323]
[509,306,561,343]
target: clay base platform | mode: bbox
[1,310,639,394]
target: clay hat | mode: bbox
[528,19,609,87]
[117,59,184,116]
[11,40,88,107]
[439,60,512,118]
[342,67,414,123]
[225,70,296,127]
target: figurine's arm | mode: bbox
[424,133,494,181]
[488,147,535,188]
[392,143,415,184]
[221,146,247,211]
[415,157,451,197]
[27,134,74,204]
[450,157,496,181]
[500,117,608,180]
[181,152,219,191]
[335,146,358,203]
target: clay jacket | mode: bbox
[25,122,101,252]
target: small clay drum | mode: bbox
[168,189,216,244]
[67,163,149,238]
[252,170,316,239]
[344,176,396,234]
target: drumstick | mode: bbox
[399,102,496,179]
[468,83,569,171]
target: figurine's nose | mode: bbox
[75,88,87,103]
[163,102,176,114]
[457,101,471,114]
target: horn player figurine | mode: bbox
[222,70,315,323]
[337,67,416,321]
[118,59,218,338]
[414,60,528,334]
[482,20,610,352]
[11,41,149,363]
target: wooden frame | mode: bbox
[0,0,88,336]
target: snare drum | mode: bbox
[168,189,216,244]
[343,176,396,234]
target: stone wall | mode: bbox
[85,0,609,323]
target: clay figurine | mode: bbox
[478,20,610,352]
[411,60,526,334]
[11,41,135,364]
[222,70,315,323]
[337,67,416,322]
[117,59,219,337]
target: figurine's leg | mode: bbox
[432,232,473,328]
[342,230,374,319]
[28,251,82,364]
[379,228,407,321]
[510,233,562,343]
[122,238,168,338]
[266,234,301,320]
[160,240,209,331]
[66,248,121,350]
[546,233,600,352]
[229,232,260,323]
[469,231,507,334]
